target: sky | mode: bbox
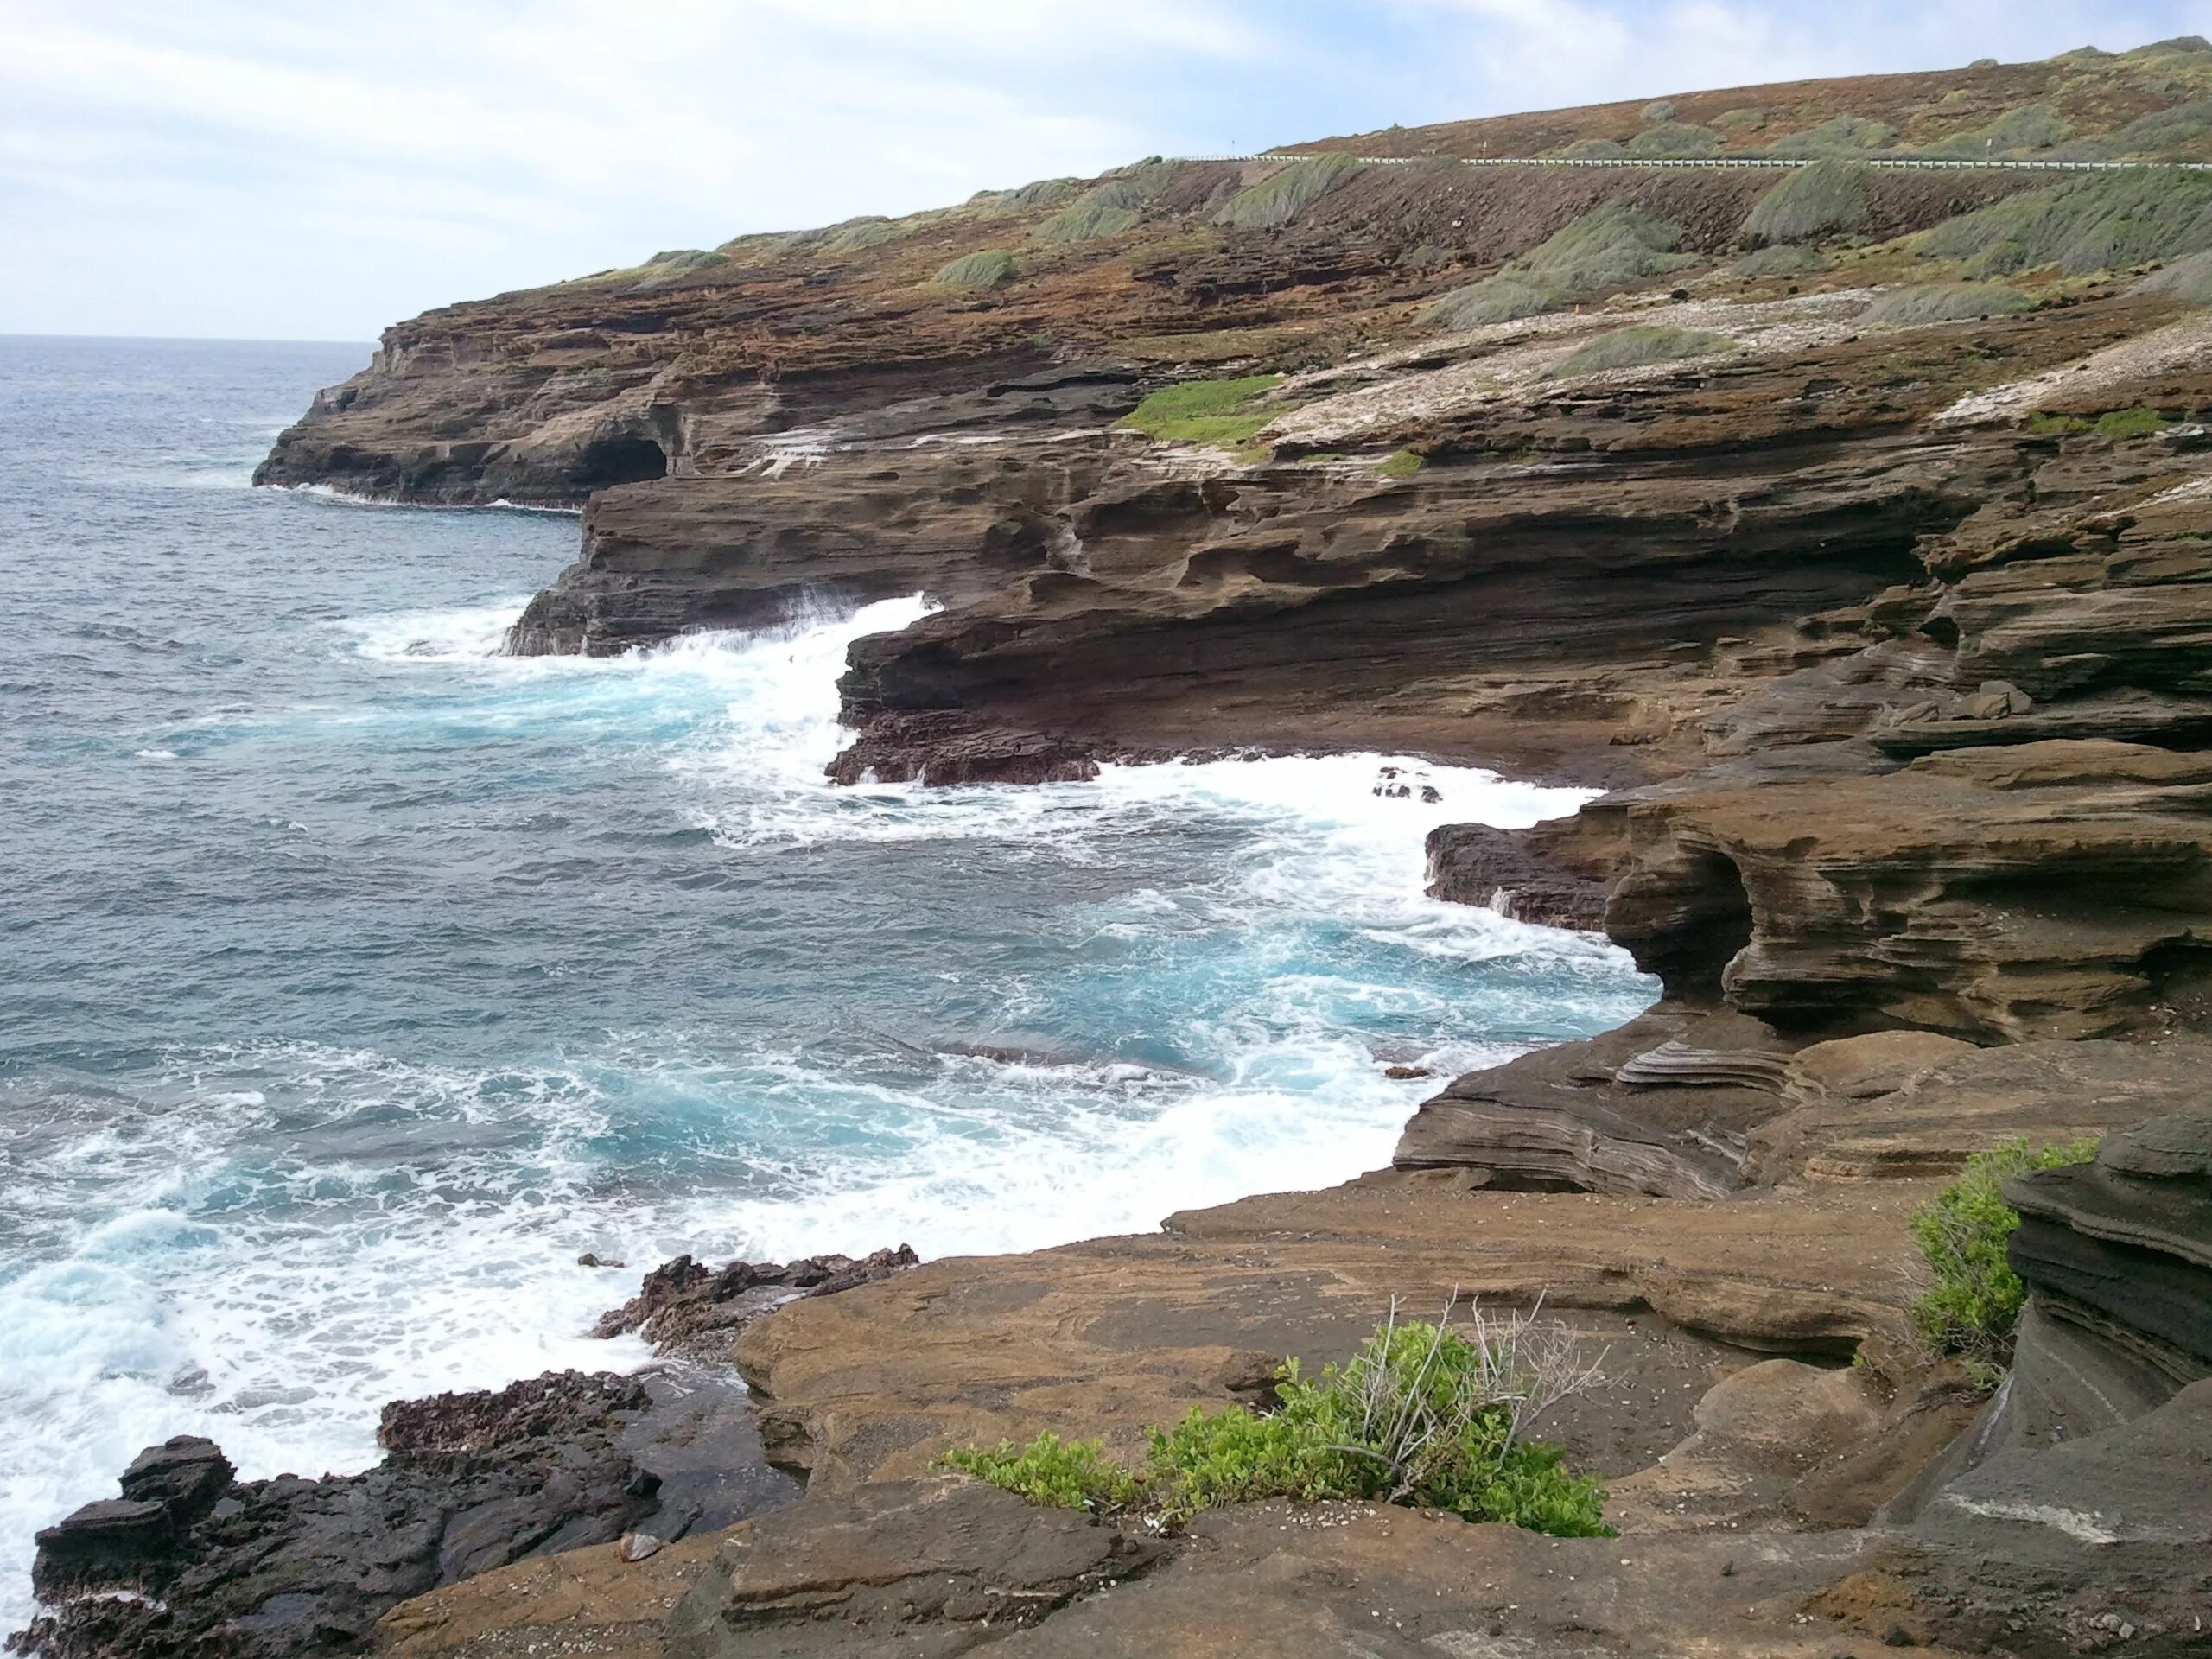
[2,1,2206,341]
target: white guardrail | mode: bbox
[1172,151,2212,172]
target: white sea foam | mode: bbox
[0,592,1649,1630]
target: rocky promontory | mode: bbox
[49,35,2212,1659]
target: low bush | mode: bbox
[1212,153,1361,231]
[1423,200,1696,330]
[1910,1136,2100,1382]
[1375,448,1424,477]
[942,1433,1142,1513]
[822,216,916,254]
[1117,374,1284,448]
[1556,137,1626,160]
[1627,122,1719,157]
[1546,324,1732,378]
[1866,281,2036,325]
[1767,114,1895,156]
[1713,107,1767,132]
[1916,103,2072,158]
[1912,172,2212,276]
[1735,243,1821,277]
[2133,247,2212,304]
[1744,158,1871,245]
[931,249,1017,289]
[944,1302,1611,1537]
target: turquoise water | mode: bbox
[0,334,1654,1624]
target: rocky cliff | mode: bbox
[51,37,2212,1659]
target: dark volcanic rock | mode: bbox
[823,711,1104,786]
[1423,820,1612,928]
[16,1373,660,1659]
[592,1245,920,1360]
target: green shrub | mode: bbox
[1375,448,1424,478]
[944,1305,1611,1537]
[931,249,1017,289]
[1744,158,1872,245]
[1910,1136,2100,1382]
[1768,115,1895,156]
[1735,243,1821,276]
[1628,122,1719,157]
[1866,281,2036,325]
[1641,99,1678,123]
[1118,374,1285,447]
[645,248,728,271]
[2091,406,2171,438]
[1035,197,1143,244]
[942,1433,1143,1513]
[1556,137,1626,160]
[822,216,914,254]
[1006,176,1082,209]
[1547,324,1733,378]
[1213,153,1360,231]
[1423,200,1696,329]
[1913,173,2212,276]
[1713,107,1767,132]
[1916,103,2072,157]
[2133,247,2212,303]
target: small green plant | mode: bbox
[1375,448,1424,478]
[1546,324,1733,378]
[940,1432,1143,1513]
[1117,374,1286,448]
[1910,1136,2100,1383]
[2092,405,2172,438]
[931,249,1017,289]
[944,1300,1611,1537]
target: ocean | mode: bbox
[0,334,1654,1625]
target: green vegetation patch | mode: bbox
[1212,153,1361,232]
[1767,114,1896,156]
[1735,243,1822,277]
[1910,1136,2099,1384]
[2026,406,2175,438]
[2133,248,2212,304]
[1916,102,2072,158]
[1117,373,1286,448]
[1866,281,2037,325]
[1913,171,2212,276]
[820,216,918,255]
[1556,137,1627,159]
[1627,122,1719,157]
[1423,200,1697,330]
[944,1308,1611,1536]
[931,249,1018,289]
[1743,158,1872,245]
[1713,107,1767,132]
[1033,162,1185,245]
[1375,448,1424,478]
[942,1433,1142,1512]
[1546,324,1733,378]
[2064,96,2212,161]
